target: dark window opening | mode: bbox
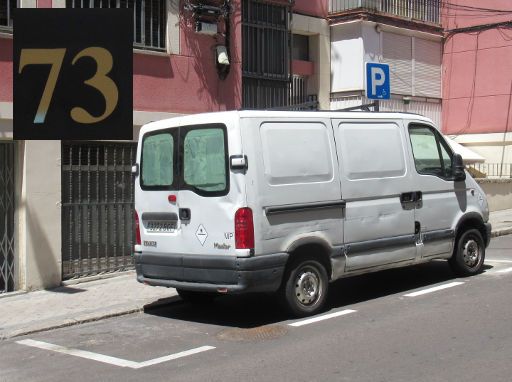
[292,34,309,61]
[0,0,16,30]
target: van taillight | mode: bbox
[135,211,141,245]
[235,208,254,249]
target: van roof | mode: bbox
[140,110,434,134]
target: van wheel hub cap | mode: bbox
[295,271,319,305]
[463,239,480,267]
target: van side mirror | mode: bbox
[452,153,466,181]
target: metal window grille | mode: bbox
[0,142,16,294]
[242,0,292,109]
[66,0,167,50]
[0,0,16,30]
[61,142,136,280]
[329,0,440,24]
[290,75,307,108]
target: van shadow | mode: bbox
[144,261,493,329]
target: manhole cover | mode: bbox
[216,325,288,342]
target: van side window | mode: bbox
[141,133,174,187]
[183,127,227,194]
[409,125,453,178]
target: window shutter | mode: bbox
[414,38,441,98]
[383,32,412,95]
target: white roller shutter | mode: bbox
[383,32,412,95]
[414,38,442,98]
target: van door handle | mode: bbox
[179,208,191,221]
[400,192,422,204]
[400,192,415,203]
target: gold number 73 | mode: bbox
[18,47,119,124]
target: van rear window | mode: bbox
[141,133,175,188]
[183,128,227,194]
[140,124,228,196]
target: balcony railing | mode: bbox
[329,0,440,24]
[467,163,512,179]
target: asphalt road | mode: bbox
[1,235,512,382]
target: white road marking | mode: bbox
[404,282,464,297]
[497,267,512,274]
[16,339,215,369]
[486,259,512,264]
[289,309,356,327]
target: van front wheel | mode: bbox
[449,229,485,276]
[281,259,328,317]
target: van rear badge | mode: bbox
[214,243,231,250]
[196,224,208,246]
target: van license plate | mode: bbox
[145,221,177,233]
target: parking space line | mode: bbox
[497,267,512,274]
[289,309,356,327]
[486,259,512,263]
[16,339,215,369]
[404,282,464,297]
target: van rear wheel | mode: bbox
[176,289,216,304]
[281,259,328,317]
[449,229,485,276]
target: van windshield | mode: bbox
[140,124,228,196]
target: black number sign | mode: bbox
[14,9,133,140]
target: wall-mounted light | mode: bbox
[403,96,411,105]
[216,45,230,66]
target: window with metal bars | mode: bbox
[66,0,167,51]
[0,0,15,30]
[242,0,291,109]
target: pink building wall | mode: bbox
[0,38,13,103]
[1,0,323,115]
[133,0,242,114]
[443,0,512,135]
[294,0,327,18]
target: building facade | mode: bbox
[442,0,512,171]
[0,0,328,292]
[328,0,443,127]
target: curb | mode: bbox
[491,228,512,238]
[0,295,179,341]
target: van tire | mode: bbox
[280,259,328,317]
[176,289,216,304]
[449,229,485,276]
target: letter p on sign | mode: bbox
[366,63,390,100]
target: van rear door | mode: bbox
[136,120,245,261]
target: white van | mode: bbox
[133,111,491,316]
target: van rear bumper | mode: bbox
[134,252,289,294]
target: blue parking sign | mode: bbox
[366,63,390,100]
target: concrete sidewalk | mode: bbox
[489,208,512,237]
[1,208,511,341]
[0,273,176,340]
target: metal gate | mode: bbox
[242,0,292,109]
[62,142,136,280]
[0,142,15,293]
